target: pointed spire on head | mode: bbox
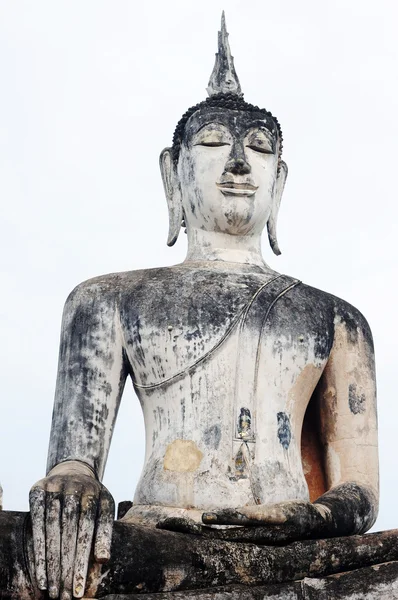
[207,11,242,97]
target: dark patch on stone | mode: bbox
[117,500,133,520]
[348,383,366,415]
[332,298,374,352]
[314,332,332,361]
[185,328,201,342]
[277,412,291,450]
[341,312,359,344]
[237,407,252,438]
[203,424,221,449]
[180,397,186,424]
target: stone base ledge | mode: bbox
[0,511,398,598]
[101,562,398,599]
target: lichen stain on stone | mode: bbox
[163,439,203,472]
[234,444,249,479]
[85,562,103,597]
[234,562,253,585]
[277,412,291,449]
[162,566,187,591]
[237,407,252,439]
[349,383,366,415]
[203,424,221,449]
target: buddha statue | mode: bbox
[28,13,378,600]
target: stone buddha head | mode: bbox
[160,13,288,256]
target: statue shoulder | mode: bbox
[64,267,165,309]
[295,283,374,350]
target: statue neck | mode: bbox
[184,227,269,270]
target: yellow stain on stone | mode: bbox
[164,440,203,472]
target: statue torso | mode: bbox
[111,264,336,514]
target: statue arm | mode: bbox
[30,280,129,599]
[314,305,379,534]
[46,280,129,478]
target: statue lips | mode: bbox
[216,181,258,197]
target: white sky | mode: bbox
[0,0,397,533]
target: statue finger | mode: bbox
[29,486,47,591]
[45,493,62,599]
[157,516,204,535]
[94,488,114,563]
[202,508,253,525]
[236,504,287,524]
[202,505,287,526]
[73,494,97,598]
[60,494,79,600]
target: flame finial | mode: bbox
[207,12,242,97]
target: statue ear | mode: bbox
[267,160,288,256]
[159,147,183,247]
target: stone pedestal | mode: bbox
[101,563,398,599]
[1,511,397,599]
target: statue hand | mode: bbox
[202,500,330,542]
[29,460,114,600]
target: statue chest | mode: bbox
[119,271,332,400]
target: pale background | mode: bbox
[0,0,397,533]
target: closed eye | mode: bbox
[246,145,274,155]
[195,142,231,147]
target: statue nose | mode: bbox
[225,157,251,175]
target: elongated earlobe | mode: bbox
[267,160,288,256]
[159,148,183,247]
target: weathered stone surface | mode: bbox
[117,500,134,520]
[303,561,398,599]
[100,562,398,599]
[86,524,398,596]
[0,512,38,600]
[101,583,303,600]
[1,511,398,598]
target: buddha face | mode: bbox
[177,107,280,236]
